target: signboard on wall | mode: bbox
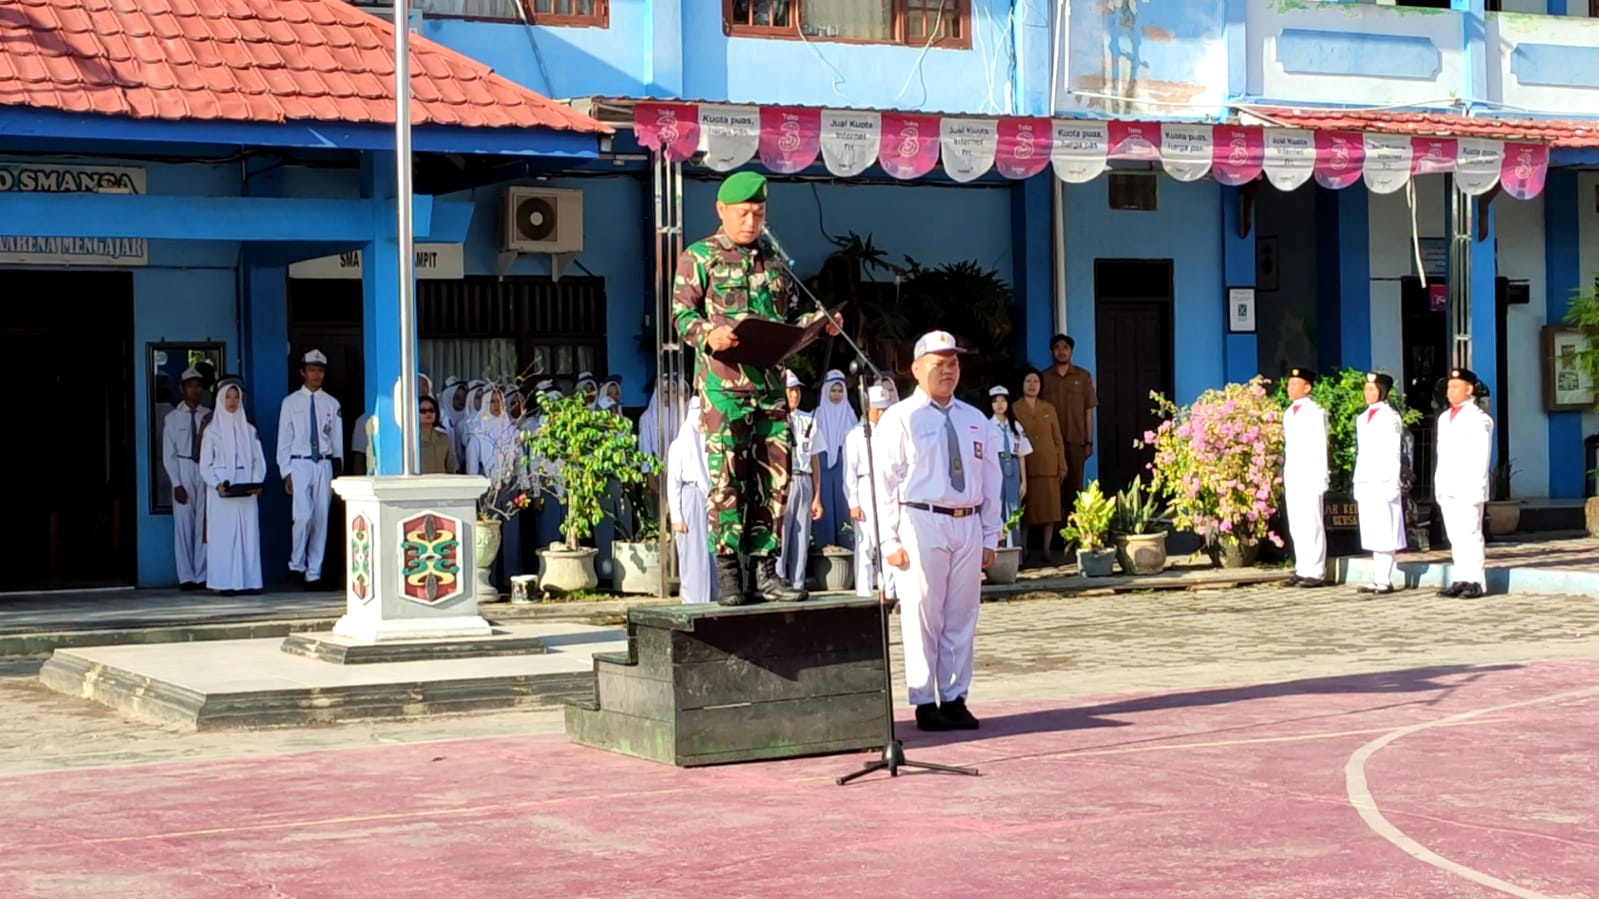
[289,244,465,280]
[0,162,149,266]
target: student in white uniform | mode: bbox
[277,349,342,589]
[875,330,1003,732]
[574,371,599,408]
[844,384,897,598]
[162,365,211,590]
[812,369,859,551]
[638,376,687,462]
[1282,366,1330,588]
[1353,371,1406,595]
[667,398,716,604]
[778,370,821,590]
[201,378,266,596]
[987,386,1032,549]
[1434,367,1494,599]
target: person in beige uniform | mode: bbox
[1013,369,1067,567]
[1039,334,1098,542]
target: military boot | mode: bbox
[752,555,807,603]
[715,556,748,606]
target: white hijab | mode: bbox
[472,386,518,477]
[670,397,709,489]
[210,382,254,476]
[813,369,858,467]
[638,377,688,458]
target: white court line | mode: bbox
[1344,685,1599,899]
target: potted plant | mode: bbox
[524,392,657,595]
[986,506,1027,585]
[811,544,854,593]
[610,481,666,595]
[1111,476,1169,575]
[1060,480,1117,577]
[1486,458,1521,536]
[1140,377,1286,568]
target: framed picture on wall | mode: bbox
[1227,287,1257,334]
[1543,326,1595,412]
[147,342,225,515]
[1255,236,1279,292]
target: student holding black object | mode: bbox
[201,378,267,596]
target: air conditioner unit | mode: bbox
[502,186,583,255]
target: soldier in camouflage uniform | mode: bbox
[673,171,824,605]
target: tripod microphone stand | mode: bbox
[760,225,978,784]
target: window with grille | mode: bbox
[724,0,969,48]
[344,0,607,26]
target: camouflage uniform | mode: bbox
[673,231,816,557]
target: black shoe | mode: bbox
[940,696,980,730]
[752,556,807,602]
[1285,574,1303,587]
[915,703,952,732]
[178,581,199,592]
[1358,584,1394,595]
[1436,582,1465,598]
[1297,578,1326,589]
[715,556,749,606]
[288,570,306,586]
[304,578,324,592]
[1459,582,1484,599]
[217,589,239,597]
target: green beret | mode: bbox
[717,171,767,204]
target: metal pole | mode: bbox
[394,0,420,476]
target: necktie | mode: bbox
[1449,404,1463,422]
[189,408,200,460]
[939,405,965,492]
[1367,408,1378,423]
[309,394,322,461]
[1292,404,1300,417]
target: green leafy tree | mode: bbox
[1270,367,1421,495]
[524,393,659,550]
[1564,291,1599,413]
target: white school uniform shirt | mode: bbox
[1352,402,1403,504]
[1434,401,1494,504]
[162,401,212,481]
[790,408,819,475]
[986,417,1032,463]
[842,422,872,514]
[1283,397,1330,493]
[873,388,1004,559]
[276,387,343,473]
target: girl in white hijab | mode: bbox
[573,372,599,408]
[466,385,519,481]
[637,376,688,461]
[811,368,859,550]
[667,398,715,604]
[200,378,266,595]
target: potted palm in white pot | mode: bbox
[1111,477,1170,575]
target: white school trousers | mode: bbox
[1440,499,1486,585]
[288,457,333,580]
[896,506,982,707]
[172,458,208,584]
[1284,484,1326,581]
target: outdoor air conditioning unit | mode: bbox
[502,186,583,255]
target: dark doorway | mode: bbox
[1400,276,1446,499]
[1093,259,1175,496]
[0,270,136,591]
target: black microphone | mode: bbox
[759,225,797,269]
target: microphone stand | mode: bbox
[762,226,978,785]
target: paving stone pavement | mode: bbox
[2,583,1597,777]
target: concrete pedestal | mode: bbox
[329,475,494,642]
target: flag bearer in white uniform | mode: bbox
[162,365,211,590]
[1353,371,1405,595]
[277,349,342,589]
[876,331,1002,732]
[845,385,897,598]
[779,370,821,589]
[1282,367,1329,588]
[1434,367,1494,599]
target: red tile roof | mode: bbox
[1252,107,1599,148]
[0,0,609,133]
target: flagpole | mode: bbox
[394,0,420,476]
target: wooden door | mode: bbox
[1093,260,1174,497]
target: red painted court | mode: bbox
[3,660,1596,898]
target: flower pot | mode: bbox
[1485,499,1521,537]
[810,549,854,593]
[986,546,1022,585]
[1210,537,1260,570]
[1076,547,1116,578]
[1114,531,1169,575]
[474,519,502,604]
[510,574,538,604]
[612,540,664,595]
[536,546,600,595]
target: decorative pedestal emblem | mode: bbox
[349,514,373,603]
[398,511,464,604]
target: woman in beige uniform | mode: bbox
[417,395,457,475]
[1012,369,1068,567]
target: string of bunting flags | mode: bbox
[632,101,1553,200]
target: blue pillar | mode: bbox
[1549,0,1568,14]
[242,161,293,582]
[1221,187,1258,383]
[646,0,684,97]
[1467,193,1499,466]
[1012,0,1051,115]
[360,151,414,476]
[1337,188,1372,372]
[1455,0,1488,106]
[1546,170,1583,497]
[1012,176,1054,367]
[1223,0,1247,114]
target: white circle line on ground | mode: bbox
[1344,685,1599,899]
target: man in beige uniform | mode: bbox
[1039,334,1097,526]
